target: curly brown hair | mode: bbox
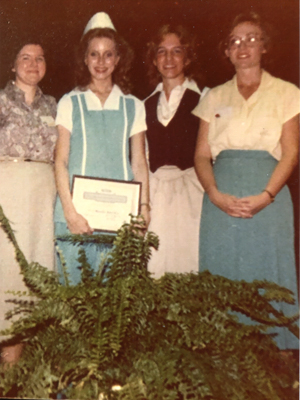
[75,28,134,94]
[145,24,201,88]
[219,11,273,67]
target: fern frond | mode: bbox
[0,212,298,400]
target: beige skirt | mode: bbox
[147,166,204,278]
[0,161,56,333]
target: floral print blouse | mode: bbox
[0,81,58,162]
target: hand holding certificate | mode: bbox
[72,175,141,233]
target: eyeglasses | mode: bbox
[227,34,263,49]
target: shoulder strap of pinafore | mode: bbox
[77,94,87,176]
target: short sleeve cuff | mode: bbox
[55,94,73,132]
[282,83,300,123]
[191,89,212,122]
[130,98,147,136]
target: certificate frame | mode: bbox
[71,175,141,233]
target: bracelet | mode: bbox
[262,189,275,203]
[140,203,151,211]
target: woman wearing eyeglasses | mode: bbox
[193,12,299,349]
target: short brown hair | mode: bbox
[75,28,134,94]
[219,12,273,66]
[11,40,46,70]
[145,24,202,87]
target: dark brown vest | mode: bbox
[145,89,200,173]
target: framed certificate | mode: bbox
[71,175,141,233]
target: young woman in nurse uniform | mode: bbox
[54,13,150,285]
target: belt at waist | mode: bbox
[0,156,53,164]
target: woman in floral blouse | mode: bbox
[0,41,58,365]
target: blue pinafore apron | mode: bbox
[54,92,136,285]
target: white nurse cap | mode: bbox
[83,12,116,35]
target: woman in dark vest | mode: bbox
[145,25,208,278]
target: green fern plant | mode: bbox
[0,204,298,400]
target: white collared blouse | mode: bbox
[56,84,146,136]
[148,78,208,127]
[192,70,300,161]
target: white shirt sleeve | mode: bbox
[200,86,210,100]
[55,93,73,133]
[130,97,147,137]
[281,81,300,123]
[191,88,213,122]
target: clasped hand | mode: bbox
[66,208,150,235]
[210,190,272,218]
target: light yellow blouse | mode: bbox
[192,70,300,160]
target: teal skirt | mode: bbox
[199,150,298,349]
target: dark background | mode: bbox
[0,0,299,98]
[0,0,299,277]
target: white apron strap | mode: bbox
[122,97,129,180]
[77,94,87,176]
